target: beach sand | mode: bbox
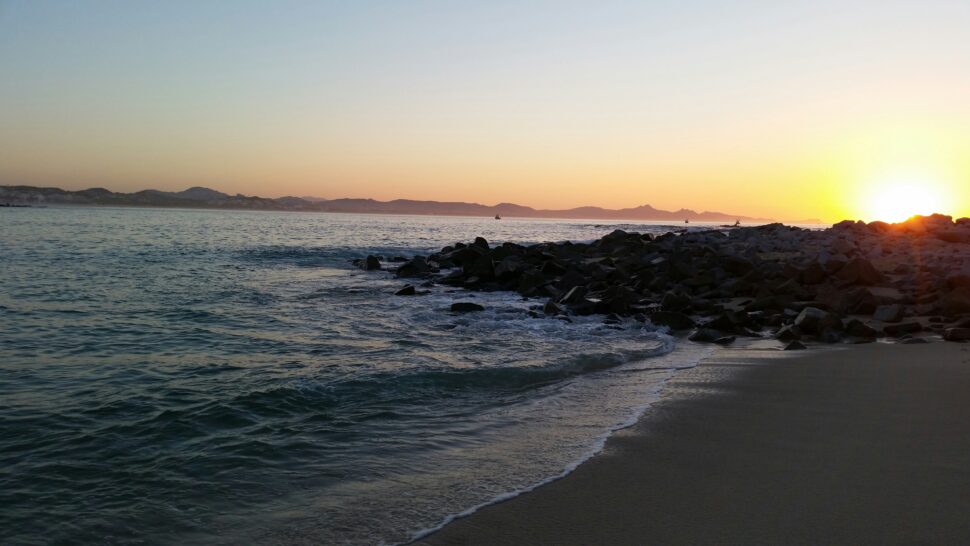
[417,342,970,545]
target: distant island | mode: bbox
[0,185,797,223]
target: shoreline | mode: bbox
[401,340,714,545]
[416,341,970,545]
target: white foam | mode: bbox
[397,342,713,546]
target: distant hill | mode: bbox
[0,184,777,223]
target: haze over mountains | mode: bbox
[0,185,796,223]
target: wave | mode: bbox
[402,342,712,545]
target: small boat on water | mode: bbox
[494,214,501,220]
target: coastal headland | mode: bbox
[359,214,970,544]
[375,214,970,347]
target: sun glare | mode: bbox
[864,179,946,223]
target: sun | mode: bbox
[864,178,945,223]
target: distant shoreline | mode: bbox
[0,201,829,226]
[0,184,808,224]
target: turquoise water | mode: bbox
[0,207,708,545]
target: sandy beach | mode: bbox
[417,342,970,545]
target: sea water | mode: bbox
[0,207,711,545]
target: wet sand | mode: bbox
[416,342,970,545]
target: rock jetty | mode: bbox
[365,214,970,345]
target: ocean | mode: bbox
[0,207,711,545]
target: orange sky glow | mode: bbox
[1,2,968,223]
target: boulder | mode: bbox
[364,255,381,271]
[784,341,807,350]
[394,285,416,296]
[543,301,563,315]
[835,257,885,286]
[567,298,599,316]
[946,272,970,290]
[883,322,923,337]
[720,254,755,276]
[559,286,588,305]
[844,319,878,339]
[450,302,485,313]
[943,328,970,342]
[396,256,433,278]
[936,231,970,243]
[516,268,549,296]
[873,304,905,323]
[775,325,801,341]
[472,236,490,250]
[830,238,856,256]
[649,311,696,330]
[661,291,692,312]
[799,261,827,285]
[463,254,495,280]
[688,328,723,342]
[941,287,970,316]
[794,307,842,335]
[557,269,587,291]
[494,256,525,280]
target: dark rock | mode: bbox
[395,285,416,296]
[540,260,567,277]
[494,256,525,280]
[720,255,755,276]
[463,254,495,280]
[835,257,885,286]
[946,272,970,289]
[883,322,923,337]
[941,288,970,316]
[596,285,639,314]
[943,328,970,342]
[649,311,696,330]
[794,307,842,335]
[661,291,692,312]
[873,304,905,323]
[450,302,485,313]
[784,341,807,350]
[688,328,722,342]
[472,237,490,250]
[557,269,587,291]
[843,287,879,314]
[701,311,748,333]
[364,255,381,270]
[543,301,563,315]
[516,268,549,297]
[558,286,588,305]
[396,256,433,278]
[568,298,599,316]
[775,325,801,341]
[799,261,827,284]
[844,319,878,338]
[936,231,970,243]
[819,329,843,343]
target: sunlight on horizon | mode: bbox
[0,2,968,222]
[854,166,953,223]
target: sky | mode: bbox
[1,1,968,222]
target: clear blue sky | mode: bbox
[1,1,968,220]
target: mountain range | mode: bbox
[0,185,794,223]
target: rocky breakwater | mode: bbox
[361,214,970,347]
